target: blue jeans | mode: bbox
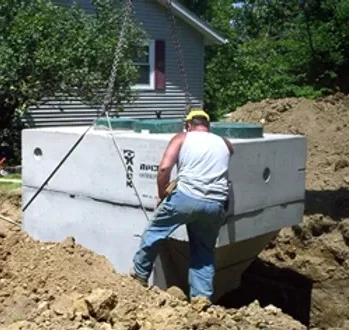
[132,188,226,301]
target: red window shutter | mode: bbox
[155,40,166,90]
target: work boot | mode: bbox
[129,267,148,287]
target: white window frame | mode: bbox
[132,40,155,90]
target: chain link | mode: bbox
[103,0,192,117]
[166,0,192,116]
[102,0,150,222]
[102,0,134,115]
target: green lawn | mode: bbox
[0,174,22,192]
[0,182,22,192]
[1,173,22,180]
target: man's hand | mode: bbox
[157,132,186,200]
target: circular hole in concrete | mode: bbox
[263,167,271,183]
[34,147,43,160]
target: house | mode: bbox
[27,0,227,127]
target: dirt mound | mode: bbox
[1,93,348,329]
[0,194,305,329]
[229,93,349,191]
[228,93,349,328]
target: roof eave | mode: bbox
[156,0,228,46]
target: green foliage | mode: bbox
[0,109,23,165]
[181,0,349,119]
[0,0,145,115]
[177,0,212,20]
[0,0,146,163]
[0,182,22,192]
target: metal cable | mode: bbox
[22,0,134,213]
[105,112,150,222]
[22,0,185,220]
[22,124,94,212]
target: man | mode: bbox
[131,109,233,301]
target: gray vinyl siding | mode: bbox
[133,0,204,109]
[26,0,205,127]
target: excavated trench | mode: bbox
[1,187,348,329]
[223,94,349,329]
[216,186,349,329]
[1,94,349,329]
[217,258,313,327]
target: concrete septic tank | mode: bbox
[21,120,307,302]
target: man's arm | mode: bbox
[157,132,186,200]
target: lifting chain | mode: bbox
[166,0,192,116]
[104,0,192,117]
[21,0,193,217]
[102,0,134,115]
[102,0,150,222]
[22,0,136,213]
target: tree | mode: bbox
[196,0,349,118]
[0,0,145,163]
[177,0,212,20]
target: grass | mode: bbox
[0,173,22,192]
[0,173,22,180]
[0,182,22,192]
[0,172,22,191]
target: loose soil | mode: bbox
[0,92,348,330]
[226,92,349,329]
[0,191,305,330]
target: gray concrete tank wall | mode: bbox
[21,126,307,300]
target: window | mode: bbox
[133,40,155,90]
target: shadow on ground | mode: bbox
[217,258,313,328]
[304,188,349,220]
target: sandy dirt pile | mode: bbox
[228,93,349,329]
[1,92,348,330]
[229,92,349,192]
[0,192,305,330]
